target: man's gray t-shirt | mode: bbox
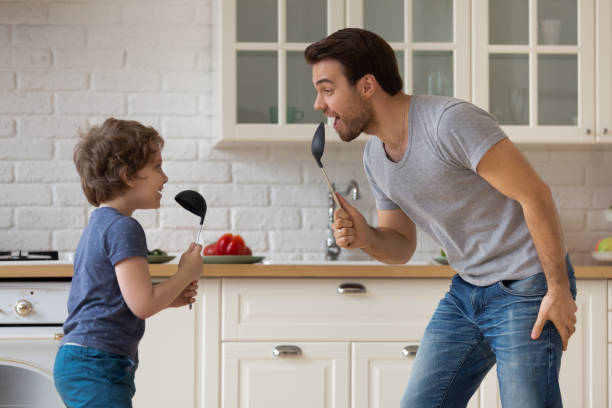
[363,95,541,286]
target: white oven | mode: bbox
[0,279,69,407]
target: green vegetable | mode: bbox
[149,249,166,256]
[440,249,446,258]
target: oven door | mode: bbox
[0,326,65,407]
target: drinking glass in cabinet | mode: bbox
[538,0,577,46]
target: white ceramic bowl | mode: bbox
[605,209,612,223]
[592,251,612,262]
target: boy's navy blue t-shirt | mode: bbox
[62,207,148,362]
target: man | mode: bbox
[305,28,577,408]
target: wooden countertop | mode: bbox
[1,262,611,279]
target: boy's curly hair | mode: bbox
[74,118,164,206]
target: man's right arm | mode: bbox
[333,194,417,264]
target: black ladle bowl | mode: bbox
[175,190,207,225]
[311,122,325,168]
[175,190,207,245]
[310,122,341,208]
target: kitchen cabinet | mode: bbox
[597,0,612,142]
[216,0,612,145]
[67,274,607,407]
[210,278,607,408]
[475,280,607,407]
[352,342,481,407]
[219,278,449,408]
[472,0,611,143]
[609,281,612,408]
[134,303,197,408]
[222,342,350,407]
[215,0,469,145]
[215,0,343,144]
[345,0,470,100]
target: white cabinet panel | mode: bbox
[351,342,418,408]
[222,342,349,408]
[134,302,196,408]
[559,280,607,408]
[477,280,608,408]
[596,0,612,142]
[222,278,450,341]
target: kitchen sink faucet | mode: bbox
[326,180,361,260]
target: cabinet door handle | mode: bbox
[337,283,366,294]
[603,128,609,134]
[586,128,591,135]
[402,345,419,357]
[273,345,302,357]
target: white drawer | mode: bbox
[221,278,450,341]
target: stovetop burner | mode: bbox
[0,251,59,261]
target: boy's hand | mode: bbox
[178,242,203,281]
[170,280,198,308]
[332,193,371,249]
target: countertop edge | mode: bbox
[1,264,611,279]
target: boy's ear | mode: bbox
[357,74,377,99]
[120,168,133,187]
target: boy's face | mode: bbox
[312,59,373,142]
[128,149,168,210]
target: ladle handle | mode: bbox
[320,167,342,209]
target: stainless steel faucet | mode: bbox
[326,180,361,260]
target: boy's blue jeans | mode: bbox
[54,344,136,408]
[401,257,577,408]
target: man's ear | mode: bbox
[358,74,377,99]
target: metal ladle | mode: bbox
[311,122,341,209]
[175,190,207,311]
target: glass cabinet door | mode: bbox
[473,0,595,143]
[221,0,343,143]
[596,0,612,142]
[347,0,470,100]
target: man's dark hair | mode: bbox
[305,28,403,95]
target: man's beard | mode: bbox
[337,101,373,142]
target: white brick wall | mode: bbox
[0,0,611,266]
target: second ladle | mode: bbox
[311,122,341,209]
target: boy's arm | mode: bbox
[115,243,203,319]
[476,138,577,350]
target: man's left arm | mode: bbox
[477,138,577,351]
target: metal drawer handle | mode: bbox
[273,345,302,357]
[337,283,366,294]
[402,345,419,357]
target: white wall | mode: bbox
[0,0,610,265]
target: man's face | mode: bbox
[312,59,372,142]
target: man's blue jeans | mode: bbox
[401,257,577,408]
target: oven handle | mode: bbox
[0,327,64,341]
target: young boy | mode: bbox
[53,118,203,407]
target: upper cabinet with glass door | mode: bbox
[473,0,596,143]
[216,0,343,144]
[596,0,612,142]
[346,0,470,100]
